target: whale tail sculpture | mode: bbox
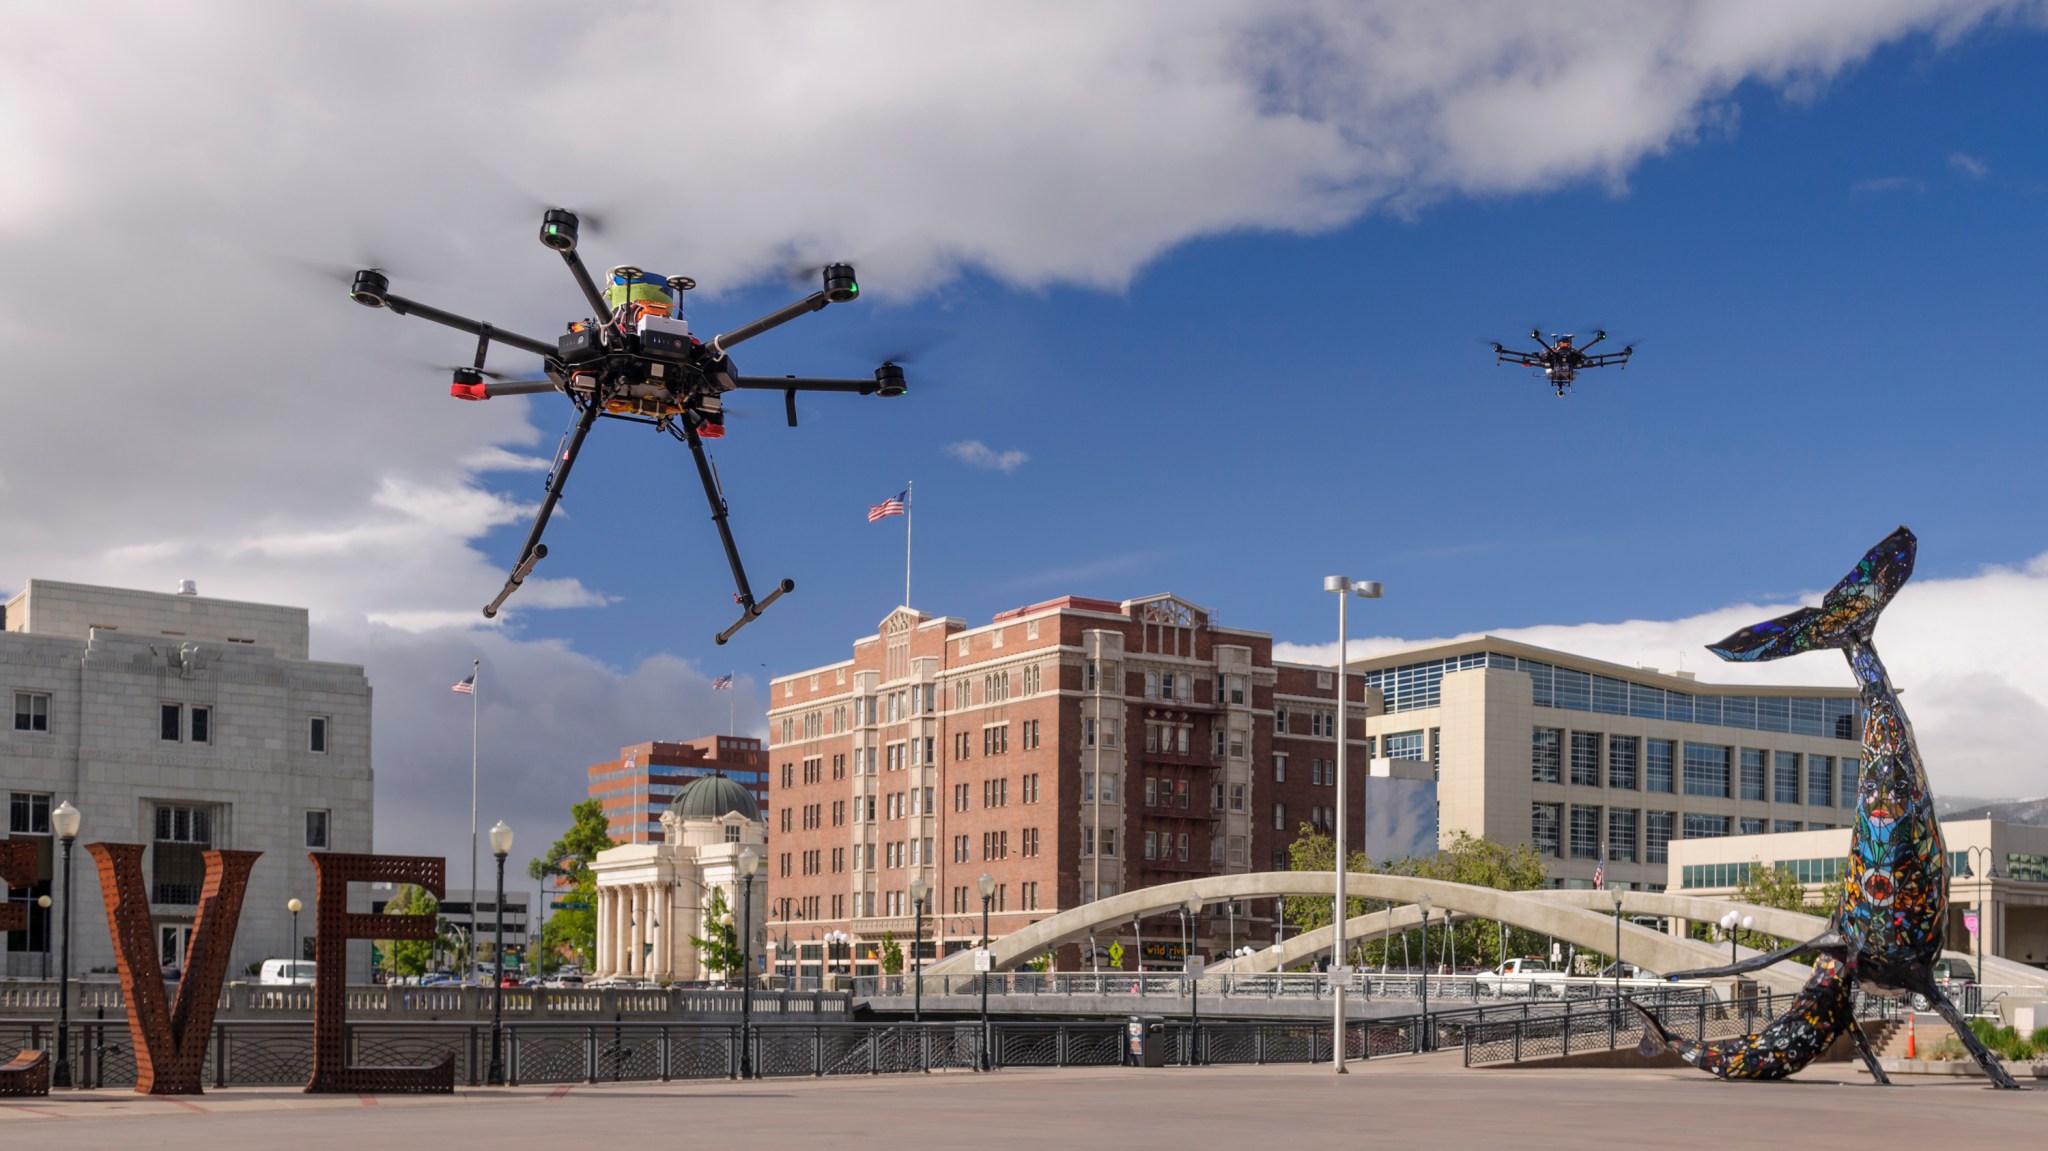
[1708,525,1915,663]
[1628,957,1882,1082]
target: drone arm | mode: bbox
[482,398,600,619]
[381,292,558,359]
[706,291,831,357]
[481,379,560,397]
[556,249,614,325]
[1577,331,1607,354]
[730,374,877,394]
[1582,350,1633,369]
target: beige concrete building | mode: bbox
[2,578,375,981]
[590,774,768,982]
[1670,819,2048,968]
[1346,636,1866,893]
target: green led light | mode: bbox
[848,283,859,295]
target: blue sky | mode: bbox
[4,4,2046,868]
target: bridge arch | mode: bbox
[921,871,1810,991]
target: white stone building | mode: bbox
[591,774,767,982]
[2,579,374,981]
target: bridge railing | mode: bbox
[1461,990,1782,1067]
[853,971,1712,1004]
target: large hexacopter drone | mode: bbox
[346,208,906,644]
[1490,328,1634,397]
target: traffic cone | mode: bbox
[1905,1012,1917,1059]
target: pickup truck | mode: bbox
[1476,958,1569,997]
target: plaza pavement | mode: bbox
[2,1054,2040,1149]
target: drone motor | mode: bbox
[539,208,581,253]
[348,269,389,308]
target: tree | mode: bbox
[527,797,615,971]
[691,885,743,978]
[382,884,445,978]
[1689,863,1847,958]
[1284,828,1547,971]
[879,931,904,975]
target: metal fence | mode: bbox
[1461,990,1782,1066]
[0,981,849,1022]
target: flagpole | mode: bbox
[469,656,479,972]
[903,480,913,608]
[729,670,736,737]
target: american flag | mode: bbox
[710,673,734,691]
[451,671,475,695]
[867,489,907,522]
[1592,861,1605,890]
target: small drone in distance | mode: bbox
[345,208,907,644]
[1491,329,1634,397]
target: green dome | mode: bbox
[669,773,761,822]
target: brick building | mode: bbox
[586,735,769,845]
[765,595,1364,978]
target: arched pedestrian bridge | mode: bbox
[922,871,2048,996]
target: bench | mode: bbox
[0,1050,49,1096]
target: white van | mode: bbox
[258,959,316,985]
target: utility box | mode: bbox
[1126,1015,1166,1067]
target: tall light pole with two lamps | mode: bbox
[52,799,80,1088]
[1959,845,2001,1012]
[909,874,929,1022]
[1611,889,1626,1003]
[977,871,995,1071]
[1717,910,1754,965]
[1180,894,1203,1065]
[486,820,513,1086]
[1417,893,1431,1052]
[1323,574,1383,1073]
[738,846,760,1078]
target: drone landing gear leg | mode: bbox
[483,400,600,619]
[676,415,793,645]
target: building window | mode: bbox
[1773,820,1800,834]
[1683,813,1731,839]
[1607,736,1638,791]
[152,803,214,905]
[1531,803,1562,857]
[1274,707,1289,734]
[304,810,330,850]
[1774,751,1800,804]
[1531,728,1562,784]
[1569,805,1601,859]
[9,792,51,835]
[1272,754,1286,782]
[1739,816,1765,835]
[1385,731,1425,761]
[1807,755,1835,808]
[1682,743,1730,799]
[13,692,49,733]
[1645,739,1675,794]
[1646,811,1675,864]
[1569,732,1601,787]
[1273,802,1286,830]
[309,716,329,754]
[1607,808,1637,863]
[1740,748,1767,802]
[160,703,183,741]
[1229,783,1245,812]
[1840,758,1860,808]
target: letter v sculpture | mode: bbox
[1631,526,2025,1089]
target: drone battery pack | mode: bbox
[558,328,603,364]
[638,329,693,359]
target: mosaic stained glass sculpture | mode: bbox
[1632,526,2026,1089]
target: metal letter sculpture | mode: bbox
[306,853,453,1093]
[86,843,259,1094]
[0,840,36,934]
[1632,527,2026,1089]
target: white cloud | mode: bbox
[1275,549,2048,799]
[945,440,1030,473]
[1949,151,1991,178]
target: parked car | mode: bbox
[1910,957,1977,1009]
[1476,958,1568,997]
[257,959,316,986]
[1594,962,1658,981]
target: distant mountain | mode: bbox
[1940,797,2048,826]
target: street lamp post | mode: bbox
[1184,894,1203,1066]
[909,875,929,1022]
[51,799,80,1089]
[738,847,760,1078]
[35,895,51,980]
[1323,573,1383,1073]
[288,897,303,964]
[1612,890,1625,1004]
[1417,893,1431,1053]
[1718,910,1754,965]
[1960,846,2000,1013]
[487,821,513,1086]
[977,872,995,1071]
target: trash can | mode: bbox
[1126,1015,1166,1067]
